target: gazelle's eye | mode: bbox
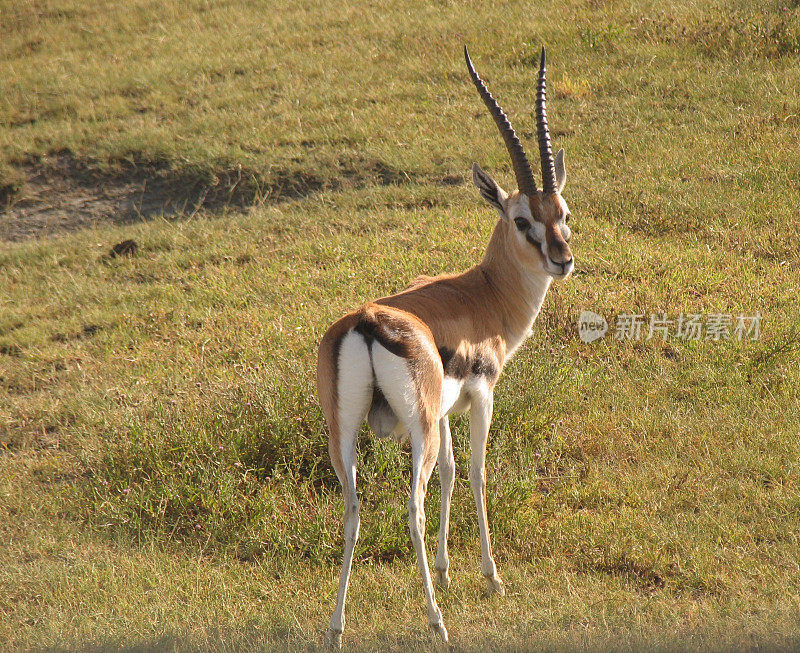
[514,217,530,231]
[565,213,571,223]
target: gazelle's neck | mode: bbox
[479,220,553,357]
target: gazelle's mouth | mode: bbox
[545,257,574,279]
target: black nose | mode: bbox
[556,258,573,273]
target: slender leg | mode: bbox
[435,416,455,590]
[409,429,449,644]
[370,342,448,644]
[469,390,504,596]
[326,461,359,649]
[326,332,372,648]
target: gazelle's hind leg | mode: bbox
[408,425,448,643]
[324,331,373,649]
[371,342,448,644]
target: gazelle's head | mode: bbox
[465,46,573,280]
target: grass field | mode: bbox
[2,0,800,649]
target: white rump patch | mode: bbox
[336,330,374,461]
[370,342,421,437]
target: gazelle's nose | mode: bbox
[548,256,574,279]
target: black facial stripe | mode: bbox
[525,231,542,248]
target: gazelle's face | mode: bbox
[472,160,574,281]
[519,191,573,280]
[466,45,573,280]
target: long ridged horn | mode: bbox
[464,46,537,198]
[536,46,557,194]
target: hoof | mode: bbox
[486,574,505,596]
[325,629,343,649]
[435,568,451,590]
[430,621,449,648]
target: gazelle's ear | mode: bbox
[472,163,509,219]
[555,148,566,193]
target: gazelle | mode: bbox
[317,46,574,647]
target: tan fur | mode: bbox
[375,215,540,376]
[318,200,558,468]
[317,303,445,470]
[360,302,443,457]
[318,185,571,472]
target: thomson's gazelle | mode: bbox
[317,46,574,647]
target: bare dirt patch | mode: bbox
[0,151,260,241]
[0,150,424,241]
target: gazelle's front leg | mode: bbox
[469,388,504,596]
[435,416,455,589]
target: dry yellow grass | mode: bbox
[1,0,800,649]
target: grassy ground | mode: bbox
[2,0,800,649]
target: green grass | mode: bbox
[2,0,800,649]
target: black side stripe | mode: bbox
[438,346,469,379]
[471,354,498,379]
[438,346,498,381]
